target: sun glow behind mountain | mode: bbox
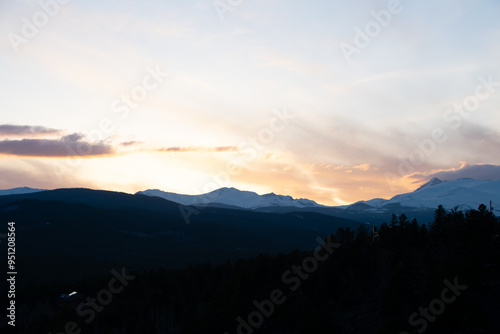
[1,1,500,205]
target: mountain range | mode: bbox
[3,177,498,220]
[2,179,499,332]
[0,187,356,286]
[137,177,499,214]
[0,177,497,286]
[137,187,322,209]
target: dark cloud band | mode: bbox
[0,135,114,157]
[0,125,61,137]
[428,163,500,181]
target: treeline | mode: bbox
[14,205,500,333]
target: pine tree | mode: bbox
[431,205,448,236]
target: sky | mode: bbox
[0,0,499,205]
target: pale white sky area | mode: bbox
[0,0,499,205]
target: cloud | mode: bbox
[0,133,114,157]
[156,146,239,153]
[351,64,479,87]
[0,125,62,137]
[353,163,371,171]
[425,162,500,181]
[120,141,142,147]
[0,123,239,158]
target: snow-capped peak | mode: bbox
[414,177,443,192]
[386,178,499,212]
[346,178,500,215]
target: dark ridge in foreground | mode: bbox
[0,188,359,285]
[6,204,500,333]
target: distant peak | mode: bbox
[429,177,442,184]
[415,177,443,192]
[215,187,239,192]
[206,187,246,195]
[0,187,47,196]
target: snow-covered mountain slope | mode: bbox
[0,187,46,196]
[360,198,389,208]
[353,178,500,213]
[137,187,323,209]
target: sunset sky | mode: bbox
[1,0,499,205]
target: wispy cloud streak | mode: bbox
[156,146,239,153]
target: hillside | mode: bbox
[0,188,358,286]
